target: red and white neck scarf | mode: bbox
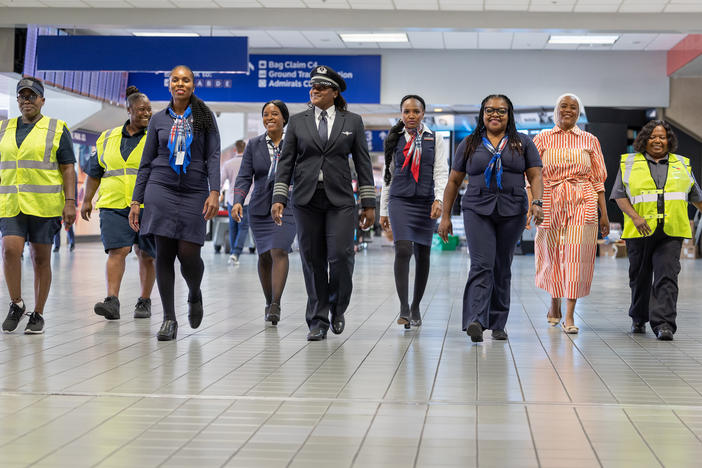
[401,125,423,182]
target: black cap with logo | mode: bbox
[309,65,346,92]
[17,77,45,97]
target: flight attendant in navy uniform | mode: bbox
[380,95,448,329]
[271,65,376,341]
[232,100,296,326]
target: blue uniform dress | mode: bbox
[387,132,437,246]
[453,133,541,331]
[132,109,220,246]
[232,133,296,254]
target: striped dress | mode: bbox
[533,126,607,299]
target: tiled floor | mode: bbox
[2,241,702,467]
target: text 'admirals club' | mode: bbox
[257,60,354,88]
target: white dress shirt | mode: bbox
[379,126,449,217]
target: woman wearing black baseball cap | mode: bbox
[271,65,376,341]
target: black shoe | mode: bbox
[133,297,152,319]
[52,246,59,253]
[214,245,221,253]
[467,321,484,343]
[24,312,44,334]
[410,305,422,327]
[249,246,256,254]
[631,321,646,334]
[69,244,75,252]
[94,296,120,320]
[267,303,281,325]
[306,328,327,341]
[157,320,178,341]
[397,304,410,329]
[657,328,674,341]
[188,291,203,329]
[492,329,508,340]
[2,301,26,333]
[330,313,345,335]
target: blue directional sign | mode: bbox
[127,54,381,104]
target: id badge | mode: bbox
[176,151,185,165]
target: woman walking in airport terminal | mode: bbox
[271,65,376,341]
[380,95,448,329]
[438,94,543,342]
[232,100,296,326]
[533,93,609,334]
[129,65,220,341]
[610,120,702,341]
[82,86,156,322]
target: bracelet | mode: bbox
[65,198,75,201]
[130,201,141,206]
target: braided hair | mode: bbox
[168,65,217,134]
[383,95,426,185]
[125,85,147,108]
[463,94,523,161]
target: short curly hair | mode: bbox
[633,119,678,154]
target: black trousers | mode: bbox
[293,187,355,331]
[462,209,525,331]
[625,226,682,333]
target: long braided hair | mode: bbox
[463,94,523,161]
[168,65,217,134]
[383,95,426,185]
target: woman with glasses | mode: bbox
[438,94,543,343]
[380,95,448,329]
[271,65,376,341]
[533,93,609,334]
[231,100,295,326]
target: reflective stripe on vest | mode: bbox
[620,152,693,239]
[0,116,66,217]
[95,125,146,209]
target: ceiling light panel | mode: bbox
[443,31,478,49]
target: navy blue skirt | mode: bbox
[141,182,208,245]
[249,206,296,254]
[388,196,435,246]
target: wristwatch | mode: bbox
[531,199,543,207]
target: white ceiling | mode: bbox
[3,0,702,13]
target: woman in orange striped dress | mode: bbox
[533,94,609,334]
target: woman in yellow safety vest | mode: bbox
[610,120,702,341]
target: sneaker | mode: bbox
[24,312,44,334]
[133,297,152,319]
[2,301,26,333]
[94,296,120,320]
[229,254,240,265]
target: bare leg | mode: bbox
[547,297,562,320]
[2,236,24,302]
[105,246,130,297]
[134,245,155,299]
[564,298,577,328]
[29,242,52,314]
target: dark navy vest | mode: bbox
[389,131,435,200]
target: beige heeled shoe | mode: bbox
[562,322,579,334]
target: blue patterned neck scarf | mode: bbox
[167,106,193,174]
[482,135,508,189]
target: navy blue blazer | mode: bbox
[232,133,283,217]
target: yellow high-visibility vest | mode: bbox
[620,152,694,238]
[95,126,146,209]
[0,116,66,218]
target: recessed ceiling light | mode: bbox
[548,35,619,45]
[434,108,443,112]
[132,32,200,37]
[339,33,408,43]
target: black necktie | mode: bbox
[318,110,328,145]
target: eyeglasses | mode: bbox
[484,107,508,116]
[17,94,39,103]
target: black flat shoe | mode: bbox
[631,322,646,334]
[409,305,422,327]
[397,304,410,329]
[267,303,281,326]
[657,328,674,341]
[330,313,345,335]
[157,320,178,341]
[188,292,203,329]
[492,329,508,340]
[467,321,484,343]
[306,328,327,341]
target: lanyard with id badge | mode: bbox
[167,106,193,174]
